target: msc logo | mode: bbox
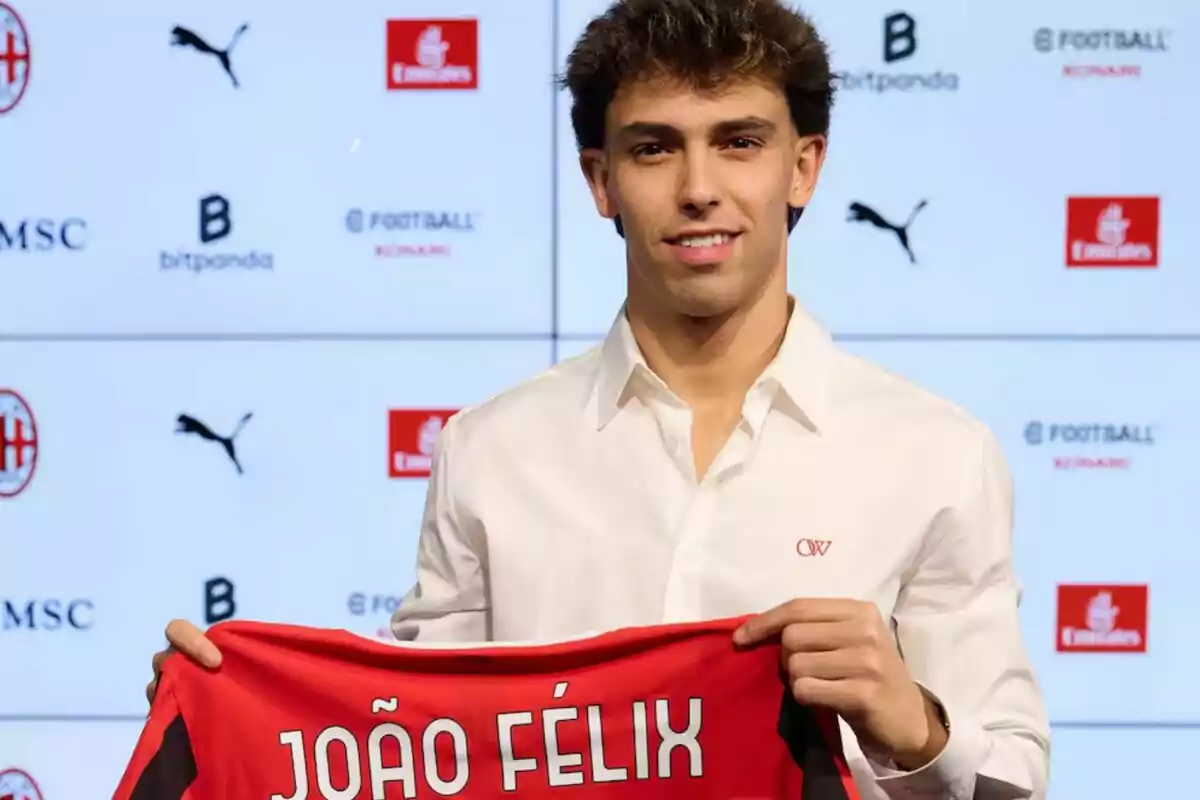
[204,576,236,624]
[2,598,94,630]
[0,218,87,252]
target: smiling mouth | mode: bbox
[667,232,739,248]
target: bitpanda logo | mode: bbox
[204,576,237,624]
[159,194,275,274]
[835,12,960,93]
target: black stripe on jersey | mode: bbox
[777,688,853,800]
[129,713,198,800]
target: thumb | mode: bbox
[195,638,223,669]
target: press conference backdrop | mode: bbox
[1,0,1196,796]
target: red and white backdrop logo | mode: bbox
[0,767,44,800]
[388,409,457,478]
[1066,196,1159,268]
[1056,584,1148,653]
[0,2,31,115]
[386,19,478,90]
[0,388,38,499]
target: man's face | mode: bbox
[581,74,824,318]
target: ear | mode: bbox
[789,134,827,210]
[580,148,619,220]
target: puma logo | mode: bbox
[372,697,399,714]
[175,412,253,474]
[846,200,928,264]
[170,24,249,88]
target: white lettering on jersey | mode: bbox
[272,682,707,796]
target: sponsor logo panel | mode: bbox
[389,409,456,479]
[1057,584,1148,653]
[1024,421,1156,471]
[835,12,959,93]
[386,19,478,91]
[0,388,37,499]
[0,3,31,115]
[1034,26,1171,79]
[1066,197,1159,269]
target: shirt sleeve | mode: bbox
[111,678,199,800]
[390,411,491,643]
[870,427,1051,799]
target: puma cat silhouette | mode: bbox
[846,200,928,264]
[176,412,253,474]
[170,24,249,88]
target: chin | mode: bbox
[631,253,754,318]
[663,283,746,319]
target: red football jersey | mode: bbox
[114,616,861,799]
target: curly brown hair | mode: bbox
[559,0,835,152]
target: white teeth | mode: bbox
[678,234,731,248]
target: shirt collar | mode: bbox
[592,297,833,433]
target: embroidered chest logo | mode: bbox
[796,538,832,558]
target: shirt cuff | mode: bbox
[867,684,988,799]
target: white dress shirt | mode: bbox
[392,300,1050,800]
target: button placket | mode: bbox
[661,484,715,622]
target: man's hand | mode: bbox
[733,598,948,770]
[146,619,223,705]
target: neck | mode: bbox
[626,271,791,409]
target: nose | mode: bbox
[677,150,720,214]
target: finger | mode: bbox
[791,676,873,715]
[145,680,157,705]
[787,647,880,682]
[151,647,175,674]
[781,621,865,653]
[735,598,863,645]
[165,620,222,668]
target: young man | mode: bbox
[149,1,1049,797]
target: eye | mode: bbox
[725,136,762,150]
[632,142,669,158]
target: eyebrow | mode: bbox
[615,116,778,141]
